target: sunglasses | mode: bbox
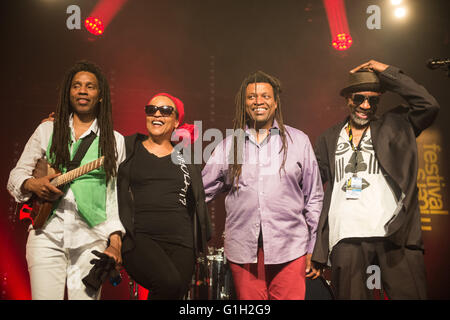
[144,105,175,116]
[352,94,380,106]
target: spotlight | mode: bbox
[323,0,353,51]
[390,0,402,5]
[332,33,353,51]
[85,0,129,37]
[394,7,407,18]
[85,17,104,35]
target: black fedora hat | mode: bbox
[340,69,384,97]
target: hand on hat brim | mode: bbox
[350,60,389,74]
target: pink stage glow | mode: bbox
[0,218,31,300]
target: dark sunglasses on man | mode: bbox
[144,105,175,117]
[352,94,380,107]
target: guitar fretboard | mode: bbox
[50,156,105,187]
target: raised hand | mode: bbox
[350,60,389,74]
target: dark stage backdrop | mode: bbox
[0,0,448,299]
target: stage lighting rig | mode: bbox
[323,0,353,51]
[85,17,104,35]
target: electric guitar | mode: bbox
[17,156,105,229]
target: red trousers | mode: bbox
[229,247,306,300]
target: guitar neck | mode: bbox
[51,156,105,187]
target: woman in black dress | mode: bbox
[117,93,211,299]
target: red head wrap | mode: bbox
[147,92,198,145]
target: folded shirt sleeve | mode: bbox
[7,122,52,203]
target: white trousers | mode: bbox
[26,229,107,300]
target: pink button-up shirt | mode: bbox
[202,121,323,264]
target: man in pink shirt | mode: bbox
[202,71,324,300]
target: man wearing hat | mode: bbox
[311,60,440,299]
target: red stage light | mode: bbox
[85,0,129,37]
[332,33,353,51]
[0,217,31,299]
[85,17,104,36]
[323,0,353,51]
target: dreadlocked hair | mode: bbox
[229,70,291,190]
[49,60,117,182]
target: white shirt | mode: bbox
[328,123,400,251]
[7,116,126,249]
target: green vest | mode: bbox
[46,134,107,227]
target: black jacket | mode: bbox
[312,66,440,266]
[117,133,212,257]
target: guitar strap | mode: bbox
[67,131,98,171]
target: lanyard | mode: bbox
[348,123,369,152]
[347,123,369,176]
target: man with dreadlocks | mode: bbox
[202,71,324,300]
[8,60,125,299]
